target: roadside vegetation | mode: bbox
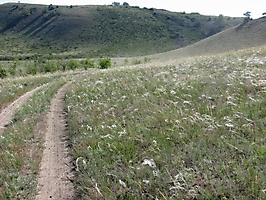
[64,46,266,199]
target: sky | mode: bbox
[0,0,265,19]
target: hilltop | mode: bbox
[0,3,242,60]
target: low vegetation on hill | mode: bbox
[0,3,242,59]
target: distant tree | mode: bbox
[243,11,252,23]
[112,2,120,6]
[48,4,54,10]
[123,2,129,6]
[263,12,266,16]
[243,11,251,19]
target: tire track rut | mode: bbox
[36,84,74,200]
[0,85,45,135]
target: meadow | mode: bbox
[0,44,266,199]
[63,46,266,199]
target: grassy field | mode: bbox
[64,46,266,199]
[0,46,265,199]
[0,12,266,199]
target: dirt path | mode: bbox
[0,85,45,135]
[36,84,74,200]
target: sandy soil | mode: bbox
[35,84,74,200]
[0,85,44,135]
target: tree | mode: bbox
[123,2,129,6]
[112,2,120,6]
[263,12,266,16]
[243,11,251,19]
[243,11,252,23]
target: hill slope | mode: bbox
[0,3,242,59]
[152,17,266,61]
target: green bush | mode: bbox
[0,67,7,79]
[99,58,111,69]
[81,59,95,70]
[132,59,142,65]
[68,59,78,70]
[26,65,38,75]
[9,64,16,76]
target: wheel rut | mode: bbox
[36,83,74,200]
[0,85,45,135]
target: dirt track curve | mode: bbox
[0,85,44,135]
[36,84,74,200]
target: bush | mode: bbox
[68,59,78,70]
[0,67,7,79]
[26,65,38,75]
[81,59,95,70]
[99,58,111,69]
[132,59,142,65]
[9,63,17,76]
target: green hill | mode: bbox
[0,3,242,60]
[150,17,266,61]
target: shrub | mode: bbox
[68,59,78,70]
[144,57,151,63]
[9,63,17,76]
[99,58,111,69]
[0,67,7,79]
[132,59,142,65]
[26,65,38,75]
[81,59,95,69]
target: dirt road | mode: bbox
[0,85,45,135]
[35,84,74,200]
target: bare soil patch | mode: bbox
[35,84,74,200]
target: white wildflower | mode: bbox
[183,101,191,105]
[170,90,176,95]
[119,180,127,188]
[86,125,92,131]
[142,159,156,168]
[225,123,234,128]
[143,180,150,184]
[101,134,113,139]
[118,129,127,137]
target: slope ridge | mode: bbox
[152,17,266,61]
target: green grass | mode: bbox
[64,46,266,199]
[0,75,53,110]
[0,3,242,59]
[0,77,66,199]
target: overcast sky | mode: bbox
[0,0,265,19]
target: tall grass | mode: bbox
[65,47,266,199]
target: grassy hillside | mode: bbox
[151,17,266,61]
[0,3,242,59]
